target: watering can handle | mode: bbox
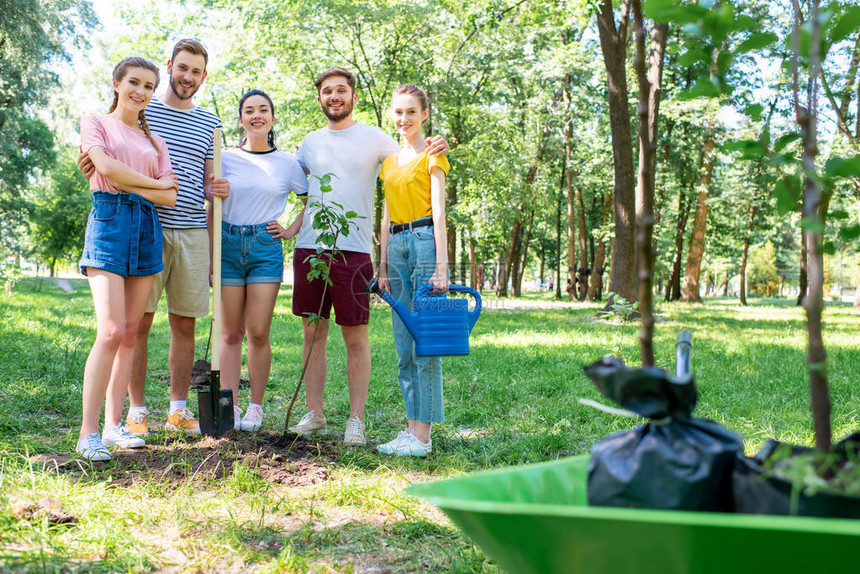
[415,283,483,333]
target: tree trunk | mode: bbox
[575,184,589,301]
[514,214,533,296]
[469,240,477,289]
[564,81,578,302]
[794,0,830,451]
[539,245,545,285]
[666,184,692,301]
[447,180,458,284]
[587,193,613,301]
[739,203,757,306]
[460,244,468,288]
[797,232,808,305]
[632,0,667,365]
[556,168,564,300]
[596,0,637,307]
[681,133,716,303]
[496,248,510,297]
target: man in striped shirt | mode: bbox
[80,39,229,436]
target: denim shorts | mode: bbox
[79,191,164,278]
[221,222,284,285]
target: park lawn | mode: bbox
[0,277,858,572]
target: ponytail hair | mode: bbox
[238,89,277,149]
[108,56,162,155]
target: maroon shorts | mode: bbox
[292,248,373,326]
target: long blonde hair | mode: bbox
[108,56,161,155]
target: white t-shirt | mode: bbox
[221,147,308,226]
[295,123,399,254]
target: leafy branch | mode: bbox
[284,173,363,432]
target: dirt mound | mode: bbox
[32,432,341,488]
[157,359,249,388]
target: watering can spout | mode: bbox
[365,278,422,340]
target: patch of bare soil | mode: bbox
[31,432,341,489]
[12,496,78,524]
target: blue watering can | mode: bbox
[366,278,482,357]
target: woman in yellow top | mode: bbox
[377,84,450,457]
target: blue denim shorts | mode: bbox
[221,222,284,285]
[79,191,164,278]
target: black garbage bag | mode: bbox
[584,357,743,512]
[733,432,860,518]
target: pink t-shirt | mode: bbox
[80,115,172,193]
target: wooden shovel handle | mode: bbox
[211,128,222,371]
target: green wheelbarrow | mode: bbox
[407,454,860,573]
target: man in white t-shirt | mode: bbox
[287,67,447,445]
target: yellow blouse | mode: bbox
[379,150,450,224]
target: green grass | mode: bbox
[1,277,859,571]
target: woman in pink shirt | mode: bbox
[76,57,178,461]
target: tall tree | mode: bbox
[596,0,638,306]
[0,0,95,250]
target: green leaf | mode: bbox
[737,32,778,53]
[677,77,723,100]
[821,240,835,256]
[771,152,797,168]
[774,180,796,215]
[830,209,849,221]
[800,216,825,233]
[758,126,771,149]
[774,133,801,152]
[838,224,860,242]
[830,7,860,43]
[643,0,706,23]
[320,185,332,193]
[678,49,708,66]
[744,104,763,121]
[717,51,733,73]
[724,139,764,158]
[825,156,860,178]
[345,210,357,218]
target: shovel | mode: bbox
[198,127,234,436]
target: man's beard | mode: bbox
[322,99,353,122]
[170,76,199,100]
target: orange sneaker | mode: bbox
[125,411,149,437]
[165,408,201,435]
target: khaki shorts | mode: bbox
[146,227,210,317]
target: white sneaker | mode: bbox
[241,404,263,431]
[102,423,145,448]
[377,430,410,454]
[288,411,327,435]
[233,405,243,431]
[76,432,111,461]
[391,432,432,457]
[344,415,366,446]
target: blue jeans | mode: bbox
[221,222,284,286]
[79,191,164,278]
[387,225,444,423]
